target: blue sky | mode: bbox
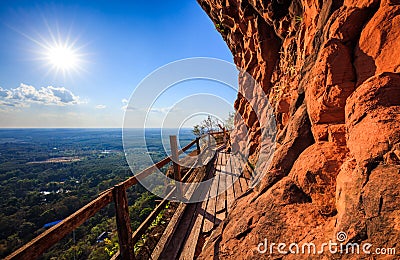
[0,0,236,128]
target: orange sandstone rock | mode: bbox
[197,0,400,258]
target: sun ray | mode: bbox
[12,16,88,79]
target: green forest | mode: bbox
[0,129,192,259]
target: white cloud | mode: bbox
[0,83,83,108]
[150,106,173,114]
[121,98,128,111]
[0,87,10,98]
[95,104,106,109]
[121,98,136,111]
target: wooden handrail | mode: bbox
[179,138,198,155]
[198,130,226,139]
[5,132,229,260]
[5,136,203,260]
[5,189,114,260]
[111,153,205,260]
[119,156,171,190]
[118,138,199,191]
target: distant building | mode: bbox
[43,220,62,228]
[96,231,110,243]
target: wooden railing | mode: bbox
[5,131,227,260]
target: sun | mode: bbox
[15,19,87,77]
[35,31,85,76]
[38,37,86,77]
[46,44,79,71]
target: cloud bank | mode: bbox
[0,83,82,108]
[95,104,106,109]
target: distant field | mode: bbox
[27,156,82,164]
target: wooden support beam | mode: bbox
[131,189,174,245]
[170,135,182,200]
[113,184,135,260]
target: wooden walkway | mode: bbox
[151,149,251,260]
[5,132,248,260]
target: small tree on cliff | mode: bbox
[192,114,234,137]
[192,124,205,137]
[224,112,235,131]
[192,115,218,137]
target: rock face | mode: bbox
[197,0,400,258]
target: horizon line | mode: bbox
[0,127,194,129]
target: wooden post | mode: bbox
[223,128,227,145]
[196,137,201,155]
[169,135,182,199]
[196,137,202,166]
[113,184,135,260]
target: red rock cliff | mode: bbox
[197,0,400,258]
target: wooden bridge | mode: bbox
[5,132,251,260]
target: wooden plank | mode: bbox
[202,155,218,233]
[226,155,241,201]
[159,203,196,259]
[178,175,211,260]
[113,184,134,260]
[151,203,187,260]
[179,209,204,260]
[182,167,196,185]
[178,209,204,260]
[201,182,217,233]
[225,179,235,213]
[215,163,226,222]
[231,155,243,197]
[232,155,248,196]
[220,151,227,166]
[182,166,207,202]
[5,189,113,260]
[152,155,214,259]
[224,155,235,212]
[233,171,243,199]
[131,190,173,245]
[218,152,234,213]
[160,166,206,259]
[218,151,223,165]
[159,156,212,259]
[216,151,228,214]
